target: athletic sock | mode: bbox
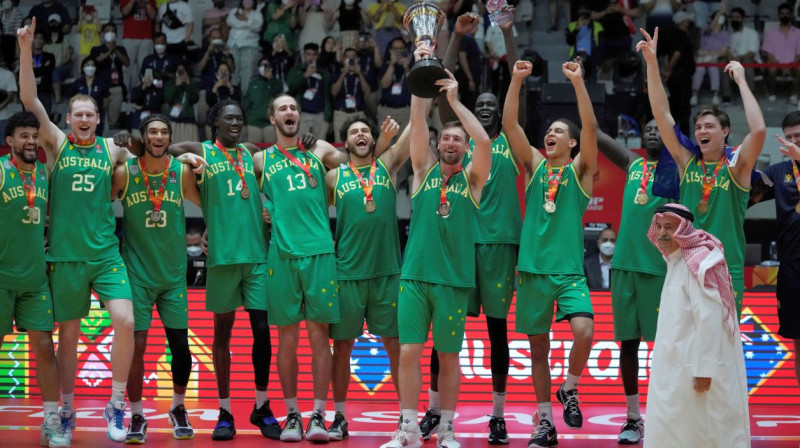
[43,401,59,417]
[284,397,299,415]
[492,391,506,418]
[313,399,326,417]
[130,401,144,417]
[428,388,440,413]
[334,401,346,416]
[625,394,641,420]
[255,389,267,409]
[110,380,126,403]
[400,409,419,431]
[537,403,553,424]
[562,372,580,392]
[171,392,185,410]
[60,393,74,411]
[440,410,455,432]
[219,397,232,413]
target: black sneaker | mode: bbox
[168,404,194,440]
[555,385,583,429]
[211,408,236,441]
[527,419,558,448]
[124,414,147,444]
[419,408,440,441]
[488,416,509,445]
[250,401,281,440]
[327,412,349,441]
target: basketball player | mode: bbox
[503,59,598,448]
[0,111,68,447]
[19,19,136,443]
[111,114,199,443]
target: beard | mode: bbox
[275,120,299,138]
[15,147,37,164]
[144,142,168,158]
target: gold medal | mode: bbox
[240,188,250,199]
[150,210,163,223]
[543,200,556,214]
[795,202,800,214]
[635,190,649,205]
[365,198,376,213]
[437,201,451,217]
[308,176,318,188]
[27,207,38,221]
[697,199,709,214]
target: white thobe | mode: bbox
[644,248,750,448]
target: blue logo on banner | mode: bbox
[350,331,392,394]
[740,308,792,394]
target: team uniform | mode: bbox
[517,160,592,335]
[197,141,268,313]
[0,155,53,336]
[119,156,188,331]
[464,132,521,318]
[330,158,401,339]
[48,137,131,321]
[260,143,338,325]
[760,161,800,339]
[610,158,669,342]
[400,163,478,353]
[680,154,748,313]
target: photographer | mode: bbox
[197,28,236,91]
[287,42,332,139]
[377,37,411,132]
[331,47,372,142]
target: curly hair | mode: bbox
[206,99,247,142]
[5,111,39,139]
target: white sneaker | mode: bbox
[280,412,303,442]
[40,412,70,447]
[104,401,127,442]
[305,412,329,442]
[58,409,76,445]
[379,428,423,448]
[437,428,461,448]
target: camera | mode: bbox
[348,58,356,66]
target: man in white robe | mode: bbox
[645,203,750,448]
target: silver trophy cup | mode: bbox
[403,3,448,98]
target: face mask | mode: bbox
[344,0,355,5]
[2,1,13,10]
[211,38,224,46]
[83,66,96,77]
[242,0,254,7]
[599,241,615,257]
[429,139,437,148]
[730,20,742,31]
[154,44,166,54]
[85,14,93,21]
[187,246,203,257]
[259,65,269,76]
[780,16,793,25]
[104,32,116,43]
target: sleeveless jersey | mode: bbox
[119,156,186,288]
[197,141,268,267]
[612,158,669,276]
[464,132,522,244]
[0,155,48,290]
[401,163,478,288]
[518,160,591,275]
[333,157,401,279]
[260,144,334,258]
[680,155,749,277]
[48,137,117,261]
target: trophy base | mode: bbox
[407,59,448,98]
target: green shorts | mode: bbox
[732,276,744,318]
[48,254,133,322]
[206,263,268,313]
[0,282,55,336]
[267,251,338,326]
[515,273,593,335]
[131,283,189,332]
[610,269,665,342]
[330,274,400,340]
[398,279,470,353]
[467,244,517,318]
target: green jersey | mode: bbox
[0,155,48,290]
[518,160,590,275]
[119,156,186,288]
[48,137,117,261]
[464,132,522,244]
[197,141,267,267]
[333,157,401,280]
[401,163,478,288]
[260,143,334,258]
[680,155,749,277]
[612,158,670,276]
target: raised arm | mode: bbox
[597,129,635,171]
[500,8,525,127]
[636,28,692,169]
[565,60,598,192]
[438,13,478,124]
[375,115,412,177]
[502,61,541,174]
[409,45,438,184]
[726,61,765,187]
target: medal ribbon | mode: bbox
[638,159,657,194]
[9,157,37,211]
[139,156,170,213]
[792,161,800,205]
[440,164,463,206]
[275,140,314,181]
[347,159,377,202]
[700,157,726,203]
[215,140,249,194]
[545,161,568,203]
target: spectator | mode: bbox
[318,36,340,78]
[90,23,130,129]
[549,0,570,32]
[121,0,157,90]
[31,28,56,119]
[197,27,236,90]
[377,37,411,132]
[639,0,680,33]
[206,61,241,106]
[157,0,194,63]
[690,0,720,31]
[288,42,332,139]
[140,33,180,97]
[566,7,602,81]
[43,15,73,104]
[70,57,110,135]
[77,5,100,58]
[483,18,517,97]
[584,227,616,289]
[262,0,298,54]
[227,0,262,94]
[243,57,282,143]
[0,1,23,67]
[761,3,800,103]
[355,31,381,120]
[27,0,70,35]
[129,71,164,135]
[366,0,407,55]
[589,0,642,81]
[186,227,206,287]
[203,0,231,39]
[722,7,760,100]
[331,47,372,143]
[327,0,367,52]
[454,19,482,112]
[691,7,730,107]
[0,57,18,139]
[268,33,294,92]
[297,0,328,54]
[658,10,696,136]
[164,62,200,143]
